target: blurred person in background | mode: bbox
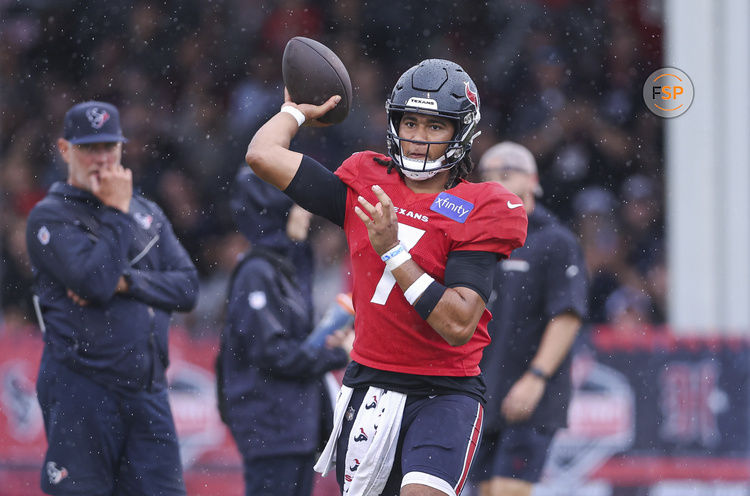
[25,100,198,495]
[309,219,351,319]
[216,168,352,496]
[472,142,587,496]
[604,285,654,333]
[182,229,248,337]
[0,213,34,332]
[572,186,623,323]
[620,174,664,277]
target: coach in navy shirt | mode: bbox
[471,142,588,496]
[26,101,198,495]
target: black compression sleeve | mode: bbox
[444,251,497,303]
[413,281,446,320]
[284,155,347,227]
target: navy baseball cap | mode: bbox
[63,101,128,144]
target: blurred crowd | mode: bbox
[0,0,665,336]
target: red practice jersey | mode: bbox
[335,151,528,376]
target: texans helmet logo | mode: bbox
[353,427,368,442]
[85,107,110,129]
[464,81,479,110]
[350,458,361,471]
[364,395,377,410]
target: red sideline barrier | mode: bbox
[2,325,749,495]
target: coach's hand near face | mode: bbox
[57,139,133,213]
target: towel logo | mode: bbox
[353,427,368,442]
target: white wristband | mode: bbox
[404,273,435,305]
[280,105,306,127]
[382,243,411,272]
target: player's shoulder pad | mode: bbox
[334,150,389,186]
[470,179,517,202]
[455,180,528,255]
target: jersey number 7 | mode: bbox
[370,223,426,305]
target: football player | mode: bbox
[244,59,527,496]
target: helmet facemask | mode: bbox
[385,59,481,181]
[386,113,466,180]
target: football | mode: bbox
[282,36,352,125]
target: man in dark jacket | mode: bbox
[471,142,588,496]
[216,168,352,496]
[25,101,199,496]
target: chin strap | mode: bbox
[401,169,440,181]
[399,156,444,181]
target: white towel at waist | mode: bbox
[314,385,407,496]
[314,385,353,477]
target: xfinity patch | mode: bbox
[430,192,474,223]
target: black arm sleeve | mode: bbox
[283,155,348,227]
[444,251,497,303]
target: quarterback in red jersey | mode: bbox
[335,150,524,377]
[245,59,527,496]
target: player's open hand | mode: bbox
[354,185,399,256]
[282,88,340,127]
[500,372,546,423]
[90,162,132,213]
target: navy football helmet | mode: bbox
[385,59,481,180]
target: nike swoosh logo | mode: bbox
[507,201,524,209]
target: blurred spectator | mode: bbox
[605,285,654,333]
[645,256,668,324]
[309,220,350,319]
[620,173,664,274]
[182,231,249,337]
[0,213,34,331]
[573,186,625,324]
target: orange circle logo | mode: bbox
[643,68,694,118]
